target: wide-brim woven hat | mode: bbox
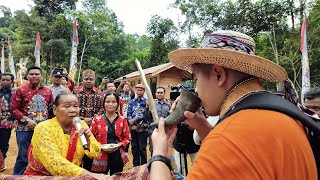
[168,30,288,82]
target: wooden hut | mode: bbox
[115,63,192,99]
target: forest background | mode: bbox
[0,0,319,92]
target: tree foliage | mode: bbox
[0,0,319,89]
[173,0,320,90]
[147,15,179,67]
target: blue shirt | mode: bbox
[127,97,148,123]
[155,100,171,118]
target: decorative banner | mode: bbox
[69,19,79,81]
[7,39,16,78]
[1,44,4,73]
[300,18,310,103]
[34,33,41,67]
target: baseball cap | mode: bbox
[52,69,63,77]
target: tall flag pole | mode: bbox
[69,19,79,81]
[1,44,4,73]
[7,39,16,78]
[34,33,41,67]
[300,17,310,103]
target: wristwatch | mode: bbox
[147,155,172,172]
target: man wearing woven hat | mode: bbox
[149,30,317,179]
[127,83,149,166]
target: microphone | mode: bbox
[73,117,88,150]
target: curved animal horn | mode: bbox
[150,86,201,128]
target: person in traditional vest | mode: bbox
[73,69,103,125]
[73,69,103,171]
[0,73,15,172]
[90,92,131,175]
[48,68,69,100]
[11,66,54,175]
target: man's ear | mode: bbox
[212,65,227,87]
[53,105,57,116]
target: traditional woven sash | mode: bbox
[24,125,79,175]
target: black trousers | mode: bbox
[82,155,93,171]
[131,130,148,166]
[106,149,124,175]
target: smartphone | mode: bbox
[123,76,127,80]
[109,78,114,83]
[54,68,64,72]
[104,77,108,80]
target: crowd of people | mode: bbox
[0,65,193,178]
[0,30,320,179]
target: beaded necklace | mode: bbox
[219,77,266,117]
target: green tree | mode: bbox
[0,6,12,28]
[33,0,78,21]
[147,15,179,67]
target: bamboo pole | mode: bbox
[77,38,87,86]
[135,59,159,122]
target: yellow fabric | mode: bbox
[28,117,101,176]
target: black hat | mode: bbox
[52,69,63,77]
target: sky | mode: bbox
[0,0,183,36]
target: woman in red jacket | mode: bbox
[90,92,131,175]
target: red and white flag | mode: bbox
[300,18,310,103]
[1,44,4,73]
[69,19,79,81]
[7,39,16,78]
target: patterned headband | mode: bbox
[200,34,255,55]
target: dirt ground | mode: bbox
[0,129,192,175]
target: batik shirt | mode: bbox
[120,92,134,118]
[0,87,15,129]
[127,97,148,124]
[11,84,54,131]
[73,87,104,119]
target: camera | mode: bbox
[170,86,180,92]
[169,84,194,101]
